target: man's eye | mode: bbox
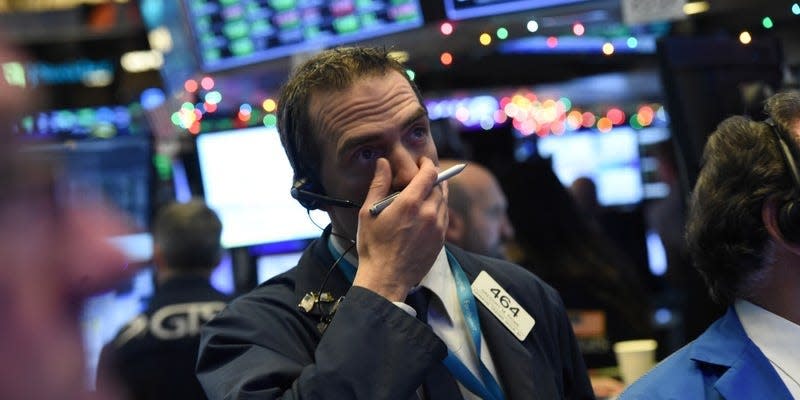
[356,148,377,161]
[411,126,428,139]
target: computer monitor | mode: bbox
[536,126,643,207]
[18,106,154,262]
[183,0,425,72]
[256,251,305,285]
[196,126,330,249]
[443,0,586,20]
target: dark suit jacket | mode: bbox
[98,276,230,400]
[196,229,593,399]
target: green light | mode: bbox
[793,3,800,15]
[630,114,643,129]
[152,154,172,181]
[405,69,416,81]
[204,91,222,105]
[762,17,774,29]
[496,27,509,40]
[263,114,277,127]
[626,37,638,48]
[2,62,26,87]
[559,97,572,111]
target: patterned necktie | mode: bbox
[405,288,464,400]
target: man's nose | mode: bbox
[387,148,421,191]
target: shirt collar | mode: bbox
[735,299,800,380]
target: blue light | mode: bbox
[140,87,166,110]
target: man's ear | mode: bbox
[152,244,165,270]
[446,209,466,244]
[763,197,800,254]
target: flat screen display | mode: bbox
[256,251,305,284]
[196,126,330,248]
[537,127,642,207]
[184,0,425,72]
[20,127,154,262]
[443,0,586,20]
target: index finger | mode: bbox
[396,157,438,202]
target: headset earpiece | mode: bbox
[291,178,322,210]
[290,178,361,211]
[778,201,800,243]
[766,117,800,243]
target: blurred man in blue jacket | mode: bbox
[622,90,800,399]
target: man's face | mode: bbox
[460,172,515,259]
[308,70,438,240]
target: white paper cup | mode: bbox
[613,339,658,385]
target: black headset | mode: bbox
[765,117,800,242]
[281,106,361,211]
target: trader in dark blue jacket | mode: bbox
[196,47,593,400]
[98,200,230,399]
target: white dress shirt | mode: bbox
[330,236,501,400]
[735,299,800,397]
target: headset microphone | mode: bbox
[290,178,361,210]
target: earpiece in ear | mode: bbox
[778,200,800,243]
[765,117,800,243]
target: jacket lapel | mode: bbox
[294,232,353,322]
[690,308,793,400]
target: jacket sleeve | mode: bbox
[196,286,446,400]
[552,293,595,400]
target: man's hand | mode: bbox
[352,157,448,302]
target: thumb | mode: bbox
[362,158,392,210]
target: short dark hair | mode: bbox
[153,199,222,271]
[686,91,800,305]
[277,47,423,187]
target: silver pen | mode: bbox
[369,163,467,216]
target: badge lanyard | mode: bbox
[328,241,505,400]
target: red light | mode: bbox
[546,36,558,48]
[184,79,198,93]
[606,108,625,125]
[200,76,215,90]
[440,22,454,36]
[582,112,596,128]
[188,121,200,135]
[440,52,453,66]
[572,23,585,36]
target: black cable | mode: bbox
[305,209,357,320]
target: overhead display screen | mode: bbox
[196,126,331,248]
[444,0,586,20]
[185,0,424,72]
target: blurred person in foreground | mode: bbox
[440,159,515,260]
[501,160,652,398]
[621,91,800,399]
[97,200,230,400]
[196,47,593,399]
[0,37,132,400]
